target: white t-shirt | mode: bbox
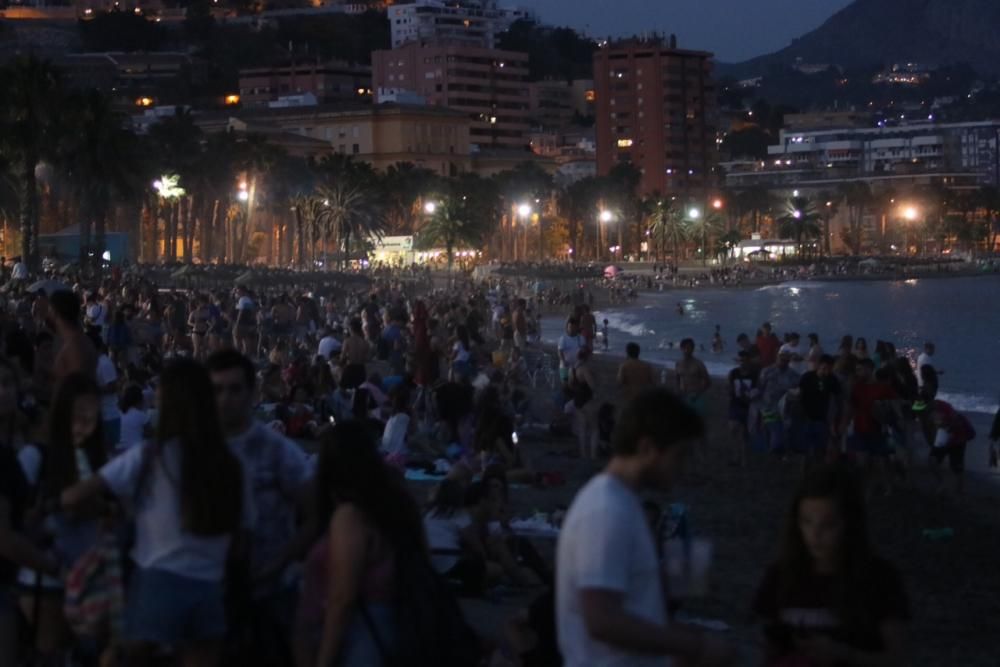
[86,302,107,327]
[100,441,255,582]
[96,354,120,421]
[916,352,934,386]
[453,341,470,363]
[381,413,410,457]
[779,342,806,373]
[118,408,149,451]
[424,510,472,574]
[558,334,583,368]
[557,473,668,667]
[318,335,342,360]
[12,262,27,280]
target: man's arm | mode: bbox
[581,589,730,663]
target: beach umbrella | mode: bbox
[27,279,70,296]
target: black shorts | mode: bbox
[930,443,966,472]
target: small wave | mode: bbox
[756,281,828,292]
[595,311,655,337]
[937,392,999,415]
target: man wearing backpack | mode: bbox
[556,388,734,666]
[929,400,975,496]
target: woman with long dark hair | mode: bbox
[27,372,106,661]
[296,421,425,667]
[754,465,909,666]
[62,358,248,667]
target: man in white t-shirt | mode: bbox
[317,328,342,360]
[206,349,314,661]
[557,317,584,383]
[11,259,28,281]
[556,388,733,667]
[778,332,806,374]
[916,341,941,387]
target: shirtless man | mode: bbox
[675,338,711,412]
[49,290,97,385]
[578,305,597,351]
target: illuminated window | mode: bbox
[617,138,634,148]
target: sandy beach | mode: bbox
[432,345,1000,666]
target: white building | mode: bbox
[764,120,1000,185]
[388,0,535,49]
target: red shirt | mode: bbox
[757,334,780,367]
[851,382,896,434]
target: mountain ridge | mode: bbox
[725,0,1000,77]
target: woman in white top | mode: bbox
[423,479,488,596]
[116,384,151,453]
[62,358,252,667]
[450,325,473,382]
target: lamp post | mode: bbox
[598,209,613,261]
[901,204,920,255]
[517,203,532,262]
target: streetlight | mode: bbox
[424,201,437,215]
[237,181,249,202]
[517,203,532,219]
[599,209,613,223]
[688,207,701,219]
[712,198,723,210]
[902,205,919,221]
[793,209,803,219]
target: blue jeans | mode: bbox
[124,567,227,645]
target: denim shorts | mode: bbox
[124,567,226,645]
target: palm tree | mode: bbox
[777,196,822,258]
[837,182,872,255]
[738,186,774,235]
[148,109,203,261]
[417,195,486,282]
[61,90,140,266]
[715,229,742,264]
[558,177,599,260]
[383,162,440,234]
[315,182,385,270]
[645,197,687,263]
[686,207,724,266]
[815,190,839,256]
[0,57,63,269]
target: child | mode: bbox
[601,318,610,351]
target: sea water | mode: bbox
[543,275,1000,415]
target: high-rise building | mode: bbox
[593,37,717,197]
[372,41,530,150]
[387,0,535,49]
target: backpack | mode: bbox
[363,552,481,667]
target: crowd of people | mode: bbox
[0,259,989,667]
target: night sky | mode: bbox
[518,0,854,62]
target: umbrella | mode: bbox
[27,279,70,296]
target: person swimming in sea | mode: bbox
[677,302,685,316]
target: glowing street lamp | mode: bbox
[153,174,185,199]
[712,198,723,210]
[424,201,437,215]
[599,209,614,223]
[687,207,701,220]
[793,210,803,219]
[902,205,919,221]
[517,203,533,219]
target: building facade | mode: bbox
[527,79,594,130]
[238,60,372,107]
[754,120,1000,187]
[372,42,530,150]
[593,38,717,197]
[387,0,535,49]
[195,103,471,175]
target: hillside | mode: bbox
[728,0,1000,77]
